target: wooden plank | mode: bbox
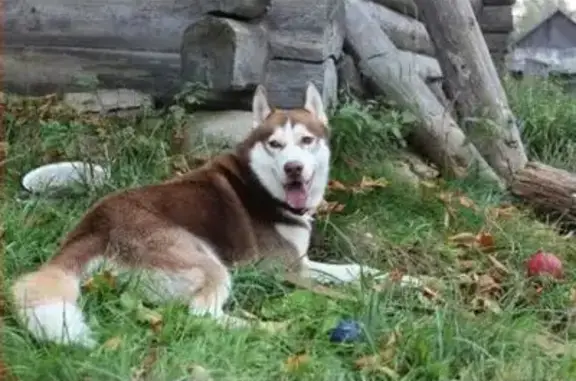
[267,0,345,62]
[480,5,514,33]
[181,16,269,92]
[344,0,503,186]
[5,0,201,53]
[3,45,180,98]
[365,1,435,56]
[413,0,527,183]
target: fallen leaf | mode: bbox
[419,180,438,189]
[316,200,345,216]
[476,231,495,251]
[458,196,476,209]
[448,232,477,247]
[328,179,347,191]
[489,204,518,220]
[471,296,502,315]
[136,306,163,334]
[284,353,310,373]
[81,270,117,293]
[102,336,123,351]
[131,346,159,381]
[458,260,477,271]
[475,274,501,295]
[487,255,510,274]
[358,176,389,190]
[355,330,400,379]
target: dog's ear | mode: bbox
[304,82,328,126]
[252,85,272,129]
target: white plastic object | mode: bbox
[21,161,109,194]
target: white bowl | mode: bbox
[21,161,110,194]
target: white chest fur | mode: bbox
[274,219,312,257]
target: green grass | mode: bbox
[3,88,576,381]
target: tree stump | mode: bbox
[181,16,268,92]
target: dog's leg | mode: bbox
[136,230,251,329]
[301,259,382,284]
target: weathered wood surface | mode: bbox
[5,0,200,53]
[344,0,503,187]
[371,0,419,19]
[511,162,576,224]
[397,50,442,79]
[264,58,338,109]
[267,0,345,62]
[188,0,270,19]
[2,46,180,98]
[337,54,366,96]
[181,16,268,92]
[480,6,514,33]
[414,0,527,183]
[366,1,434,56]
[483,0,515,5]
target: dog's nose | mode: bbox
[284,161,303,178]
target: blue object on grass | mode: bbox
[329,319,362,343]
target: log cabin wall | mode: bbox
[4,0,516,108]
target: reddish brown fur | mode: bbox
[44,108,329,278]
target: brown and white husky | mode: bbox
[10,83,394,348]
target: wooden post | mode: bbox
[344,0,503,187]
[413,0,527,184]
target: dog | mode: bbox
[10,83,387,348]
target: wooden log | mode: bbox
[397,50,442,79]
[267,0,345,62]
[370,0,419,19]
[483,0,515,5]
[5,0,200,53]
[426,79,451,110]
[188,0,270,19]
[413,0,527,183]
[510,162,576,224]
[3,45,180,98]
[344,0,503,187]
[263,58,338,109]
[337,54,367,97]
[180,16,268,92]
[365,1,435,56]
[480,6,514,33]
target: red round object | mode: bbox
[526,251,564,279]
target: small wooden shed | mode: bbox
[508,8,576,76]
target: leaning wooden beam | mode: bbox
[397,50,442,79]
[510,162,576,224]
[370,0,419,18]
[344,0,503,187]
[413,0,527,184]
[365,1,434,56]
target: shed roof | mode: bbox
[512,7,576,47]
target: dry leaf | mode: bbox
[316,200,345,216]
[458,260,477,271]
[458,196,476,209]
[284,354,310,373]
[358,176,389,190]
[355,331,400,379]
[81,270,117,293]
[489,204,518,220]
[131,346,159,381]
[136,306,163,334]
[475,274,501,295]
[419,180,438,189]
[328,179,347,191]
[448,232,477,247]
[471,296,502,315]
[102,336,123,351]
[476,231,495,251]
[487,255,510,274]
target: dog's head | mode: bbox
[242,82,331,213]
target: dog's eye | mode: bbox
[268,140,283,149]
[301,136,314,145]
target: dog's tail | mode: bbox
[10,235,105,348]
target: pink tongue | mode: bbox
[286,187,308,209]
